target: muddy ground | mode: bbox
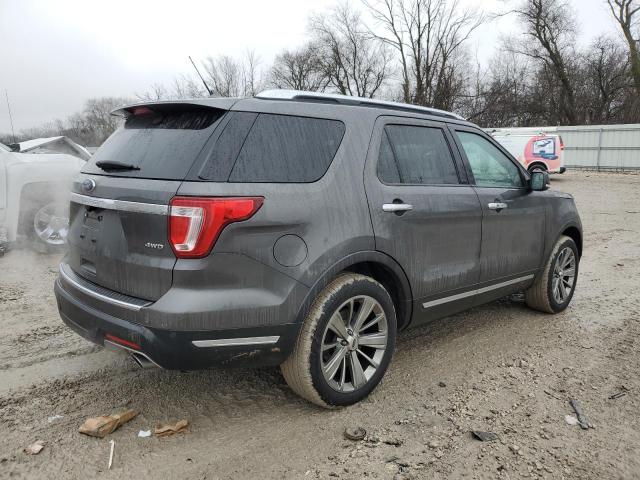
[1,171,639,480]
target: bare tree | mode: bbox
[203,51,264,97]
[607,0,640,97]
[362,0,484,108]
[310,2,392,98]
[270,44,330,91]
[506,0,579,124]
[582,36,631,123]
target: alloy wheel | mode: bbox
[552,246,576,304]
[33,203,69,246]
[320,295,388,393]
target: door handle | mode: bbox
[382,203,414,213]
[488,202,508,210]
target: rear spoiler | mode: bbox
[110,98,240,117]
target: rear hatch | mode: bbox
[66,102,230,301]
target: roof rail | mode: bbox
[255,89,466,121]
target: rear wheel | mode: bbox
[525,235,579,313]
[33,202,69,247]
[281,274,396,408]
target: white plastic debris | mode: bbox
[108,440,115,469]
[48,415,64,423]
[565,415,579,426]
[138,430,152,438]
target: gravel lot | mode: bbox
[1,171,639,480]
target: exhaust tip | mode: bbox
[131,352,157,369]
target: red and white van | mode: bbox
[488,130,566,174]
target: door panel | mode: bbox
[449,126,546,289]
[364,117,483,324]
[474,187,546,280]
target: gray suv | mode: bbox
[55,90,582,407]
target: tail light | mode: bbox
[559,136,565,151]
[169,197,263,258]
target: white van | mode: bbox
[487,129,566,174]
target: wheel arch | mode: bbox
[294,251,413,331]
[561,225,582,257]
[527,162,548,172]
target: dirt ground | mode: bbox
[1,171,639,480]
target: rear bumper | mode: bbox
[54,275,301,370]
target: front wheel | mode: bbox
[281,274,397,408]
[525,235,579,313]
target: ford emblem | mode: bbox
[82,178,96,193]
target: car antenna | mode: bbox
[4,89,16,144]
[188,56,213,96]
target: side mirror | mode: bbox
[530,170,550,191]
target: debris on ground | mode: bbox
[24,441,45,455]
[438,381,447,388]
[343,426,366,441]
[609,391,627,400]
[570,399,591,430]
[78,409,139,438]
[137,430,152,438]
[108,440,114,470]
[471,431,499,442]
[47,415,63,423]
[609,385,630,400]
[383,437,404,446]
[155,420,189,437]
[565,415,579,426]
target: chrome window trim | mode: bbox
[59,264,150,311]
[192,336,280,348]
[70,192,168,216]
[422,274,535,309]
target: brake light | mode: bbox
[559,136,564,151]
[168,197,263,258]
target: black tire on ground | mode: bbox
[281,273,397,408]
[525,235,579,313]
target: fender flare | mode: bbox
[292,250,413,332]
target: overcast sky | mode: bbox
[0,0,619,132]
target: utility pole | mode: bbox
[4,89,16,143]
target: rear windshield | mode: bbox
[82,105,224,180]
[199,113,345,183]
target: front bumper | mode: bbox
[54,276,299,370]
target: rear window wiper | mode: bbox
[95,160,140,171]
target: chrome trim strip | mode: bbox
[192,336,280,348]
[70,192,168,215]
[59,264,148,311]
[422,274,535,309]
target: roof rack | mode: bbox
[255,89,466,121]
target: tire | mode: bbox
[525,235,579,313]
[281,273,397,408]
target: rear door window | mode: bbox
[227,114,345,183]
[377,125,459,185]
[82,105,224,180]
